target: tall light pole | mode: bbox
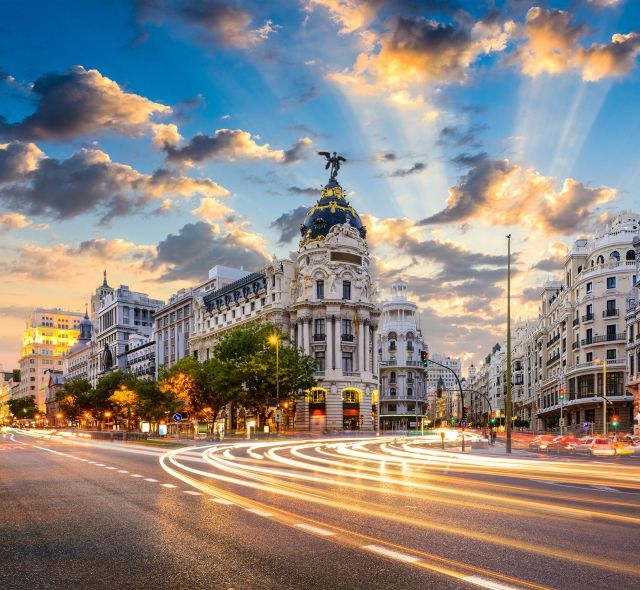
[506,234,513,454]
[595,357,607,437]
[268,334,280,431]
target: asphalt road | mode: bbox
[1,429,639,590]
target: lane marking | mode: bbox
[87,461,96,464]
[210,498,234,505]
[130,474,143,478]
[245,508,273,517]
[294,523,336,537]
[117,470,129,473]
[592,485,618,492]
[161,483,177,488]
[94,463,105,467]
[464,575,520,589]
[105,466,117,470]
[144,478,159,482]
[184,490,202,496]
[362,544,419,563]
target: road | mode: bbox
[1,429,639,590]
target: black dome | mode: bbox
[299,179,366,246]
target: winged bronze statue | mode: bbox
[318,151,347,180]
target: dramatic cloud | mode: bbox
[0,146,229,222]
[418,157,617,235]
[330,13,516,93]
[0,66,171,141]
[164,128,312,166]
[305,0,383,34]
[191,197,235,222]
[135,0,279,48]
[520,286,541,302]
[381,161,427,177]
[517,7,640,81]
[0,142,44,182]
[0,212,31,231]
[439,124,486,148]
[270,206,309,244]
[150,222,270,281]
[288,185,319,196]
[450,152,488,168]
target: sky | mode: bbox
[1,0,640,372]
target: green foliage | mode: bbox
[8,395,37,419]
[56,378,93,421]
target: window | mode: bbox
[390,388,396,397]
[586,328,593,343]
[390,371,396,383]
[606,277,616,289]
[316,280,324,299]
[407,403,415,412]
[407,387,413,397]
[606,349,616,360]
[314,318,325,337]
[342,280,351,300]
[388,404,397,413]
[342,352,353,373]
[606,325,616,341]
[610,251,620,262]
[586,282,592,294]
[342,319,352,336]
[343,389,359,403]
[315,351,325,372]
[586,352,593,362]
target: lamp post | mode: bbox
[505,233,513,454]
[595,358,607,437]
[559,389,565,435]
[268,334,280,432]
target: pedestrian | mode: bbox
[491,430,496,445]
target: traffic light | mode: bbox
[611,415,619,429]
[559,388,565,400]
[450,418,457,426]
[420,350,429,367]
[463,406,469,419]
[489,418,496,425]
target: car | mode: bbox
[613,438,639,455]
[575,437,617,456]
[529,435,554,451]
[545,435,569,452]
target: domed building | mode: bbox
[191,161,381,433]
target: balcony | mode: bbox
[546,353,561,366]
[341,333,354,342]
[580,333,625,346]
[571,341,580,350]
[602,309,619,318]
[581,313,594,322]
[314,370,325,377]
[313,333,326,341]
[547,334,560,347]
[572,318,580,327]
[343,371,361,377]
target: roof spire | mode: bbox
[103,269,108,287]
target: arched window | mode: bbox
[597,255,604,264]
[627,249,636,261]
[577,265,582,274]
[390,371,396,383]
[389,340,396,351]
[610,251,620,262]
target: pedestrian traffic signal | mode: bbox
[420,350,429,367]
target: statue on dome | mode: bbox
[318,151,347,180]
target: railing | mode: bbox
[581,313,594,322]
[343,371,360,377]
[580,333,625,345]
[314,370,325,377]
[313,333,326,341]
[546,354,561,366]
[547,335,560,346]
[602,309,619,318]
[341,334,354,342]
[572,318,580,327]
[572,341,580,350]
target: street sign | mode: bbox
[275,410,282,422]
[460,420,467,427]
[583,421,590,429]
[173,413,183,422]
[559,418,565,427]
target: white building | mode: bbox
[121,334,155,380]
[190,175,381,433]
[624,235,640,435]
[425,352,462,425]
[378,280,428,432]
[154,265,250,373]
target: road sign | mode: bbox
[559,418,565,427]
[275,410,282,422]
[460,420,467,427]
[173,413,183,422]
[583,421,590,429]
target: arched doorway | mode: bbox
[342,387,362,430]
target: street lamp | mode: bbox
[559,389,565,435]
[505,233,513,454]
[268,334,280,432]
[594,358,607,438]
[104,411,112,430]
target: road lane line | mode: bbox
[294,523,336,536]
[211,498,235,505]
[245,508,273,517]
[105,466,117,470]
[94,463,105,466]
[184,490,202,496]
[144,478,159,482]
[362,544,420,563]
[161,483,177,488]
[130,474,143,478]
[464,575,520,590]
[117,470,128,473]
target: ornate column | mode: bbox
[334,314,341,373]
[371,323,379,378]
[302,317,310,356]
[297,318,303,349]
[327,315,334,370]
[358,314,365,373]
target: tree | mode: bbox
[55,378,92,422]
[8,396,37,420]
[158,357,199,415]
[136,379,177,422]
[109,385,138,430]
